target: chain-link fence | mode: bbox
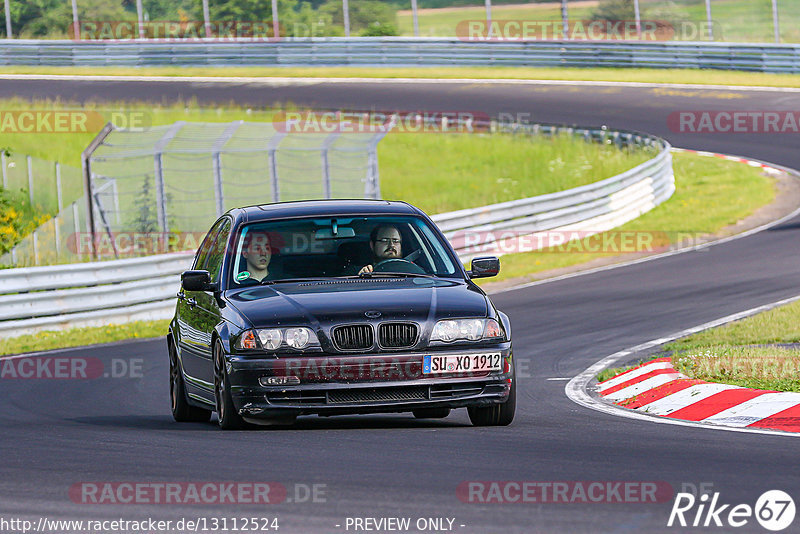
[2,118,391,267]
[0,153,87,267]
[1,153,83,214]
[88,118,387,232]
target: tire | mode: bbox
[412,407,451,419]
[169,340,211,423]
[468,380,516,427]
[214,342,247,430]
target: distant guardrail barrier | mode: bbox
[0,121,674,337]
[1,38,799,73]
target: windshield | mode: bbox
[228,215,460,286]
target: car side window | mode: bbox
[194,219,225,270]
[205,219,232,284]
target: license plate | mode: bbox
[423,353,503,374]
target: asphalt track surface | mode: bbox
[2,78,800,533]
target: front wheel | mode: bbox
[169,340,211,423]
[468,380,516,426]
[214,342,247,430]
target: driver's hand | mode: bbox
[358,264,374,275]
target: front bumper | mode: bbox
[226,345,514,418]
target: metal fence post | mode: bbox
[321,132,339,199]
[705,0,714,40]
[4,0,11,38]
[56,162,63,212]
[269,150,280,202]
[343,0,350,37]
[411,0,419,37]
[152,121,185,233]
[271,0,279,38]
[772,0,780,44]
[54,215,61,258]
[211,120,242,217]
[81,122,116,259]
[1,152,6,189]
[33,230,39,265]
[267,131,286,203]
[72,202,80,258]
[27,155,33,205]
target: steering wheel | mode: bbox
[372,258,426,275]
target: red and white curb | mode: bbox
[597,357,800,433]
[672,147,785,175]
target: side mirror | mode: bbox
[182,270,212,291]
[469,257,500,278]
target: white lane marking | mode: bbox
[603,373,683,402]
[637,383,740,416]
[4,74,800,93]
[565,293,800,438]
[701,392,800,428]
[597,361,673,392]
[545,377,572,381]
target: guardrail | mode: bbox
[2,38,800,72]
[0,121,673,337]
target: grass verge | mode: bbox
[0,97,651,225]
[598,299,800,391]
[395,0,800,43]
[672,345,800,393]
[0,320,169,357]
[476,152,775,284]
[2,66,800,88]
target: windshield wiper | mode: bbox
[358,272,434,279]
[260,277,335,285]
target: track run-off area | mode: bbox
[2,77,800,532]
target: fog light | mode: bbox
[261,376,301,386]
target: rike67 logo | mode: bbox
[668,489,795,531]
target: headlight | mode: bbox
[430,318,504,342]
[257,329,282,350]
[284,327,311,349]
[236,327,318,351]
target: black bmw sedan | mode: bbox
[168,200,515,429]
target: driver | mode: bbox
[358,224,403,275]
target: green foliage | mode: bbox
[319,0,398,35]
[360,21,399,37]
[0,185,43,256]
[590,0,635,22]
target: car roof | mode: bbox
[231,199,422,223]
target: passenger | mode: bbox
[358,224,403,275]
[240,230,273,282]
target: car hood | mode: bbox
[226,277,488,328]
